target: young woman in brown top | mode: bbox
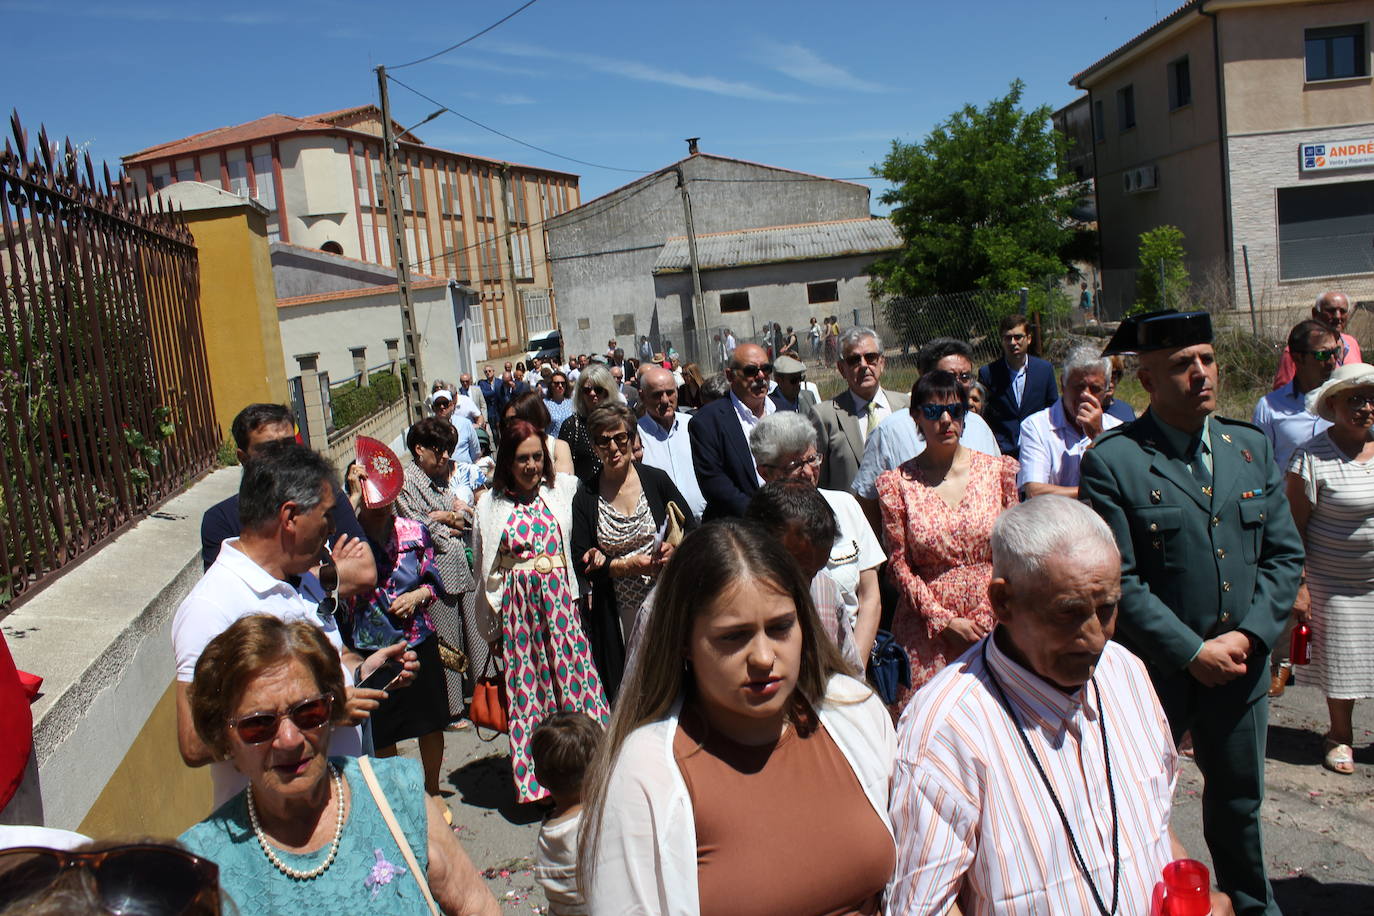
[579,520,897,916]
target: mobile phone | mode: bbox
[357,657,404,691]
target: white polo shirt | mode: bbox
[1016,399,1122,489]
[172,538,362,809]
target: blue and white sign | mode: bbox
[1301,138,1374,172]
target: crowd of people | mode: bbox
[3,295,1370,916]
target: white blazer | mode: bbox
[587,674,896,915]
[472,472,581,640]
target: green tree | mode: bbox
[870,80,1079,314]
[1133,225,1191,314]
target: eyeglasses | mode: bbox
[0,844,220,915]
[550,380,567,387]
[229,693,334,745]
[761,453,823,474]
[735,363,773,378]
[1345,393,1374,409]
[843,352,881,368]
[1002,333,1028,343]
[594,432,631,449]
[583,385,607,398]
[1298,348,1343,363]
[919,403,969,421]
[317,546,338,624]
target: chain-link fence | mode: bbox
[1234,245,1374,345]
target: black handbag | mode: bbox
[867,629,911,706]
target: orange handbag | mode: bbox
[470,649,508,741]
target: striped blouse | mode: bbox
[888,635,1177,916]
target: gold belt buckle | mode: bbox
[533,555,553,574]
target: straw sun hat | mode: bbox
[1305,362,1374,422]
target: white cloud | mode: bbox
[756,40,889,93]
[457,90,536,106]
[0,1,282,24]
[480,40,807,103]
[436,56,548,78]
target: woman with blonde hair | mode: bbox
[578,520,895,915]
[558,363,624,483]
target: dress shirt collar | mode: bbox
[730,390,774,423]
[849,388,889,415]
[1151,410,1212,460]
[984,628,1096,736]
[640,412,682,441]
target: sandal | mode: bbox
[1323,737,1355,775]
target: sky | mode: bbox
[2,0,1171,209]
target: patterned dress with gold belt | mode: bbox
[499,496,611,803]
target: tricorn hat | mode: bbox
[1100,310,1213,357]
[355,436,404,508]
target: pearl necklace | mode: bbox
[246,764,345,881]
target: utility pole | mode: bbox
[376,65,425,425]
[674,164,705,363]
[498,165,527,349]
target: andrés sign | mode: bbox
[1301,138,1374,172]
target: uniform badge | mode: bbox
[1242,449,1252,463]
[1150,489,1162,504]
[1202,486,1213,497]
[1220,433,1233,444]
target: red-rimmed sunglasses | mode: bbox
[0,844,220,915]
[229,693,334,745]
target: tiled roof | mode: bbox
[122,108,579,178]
[653,218,900,273]
[1071,0,1203,86]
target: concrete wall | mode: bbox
[548,155,871,360]
[277,282,466,384]
[1083,15,1226,318]
[179,204,289,437]
[279,136,360,255]
[1,469,239,835]
[654,254,884,363]
[271,242,396,298]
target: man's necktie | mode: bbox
[1189,446,1213,499]
[866,402,879,435]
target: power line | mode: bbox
[386,0,543,70]
[386,74,651,174]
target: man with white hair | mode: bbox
[1272,290,1361,389]
[637,366,706,519]
[1017,346,1123,499]
[888,496,1232,916]
[811,326,909,493]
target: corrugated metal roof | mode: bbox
[653,218,900,273]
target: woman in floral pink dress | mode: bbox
[473,419,610,803]
[876,371,1019,707]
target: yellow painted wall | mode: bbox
[183,206,288,438]
[78,681,212,839]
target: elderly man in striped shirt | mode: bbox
[888,496,1233,916]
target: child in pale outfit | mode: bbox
[531,711,602,916]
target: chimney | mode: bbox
[685,137,700,156]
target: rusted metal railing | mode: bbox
[0,112,218,611]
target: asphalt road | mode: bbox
[406,671,1374,916]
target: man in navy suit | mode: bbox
[689,342,776,519]
[477,364,507,431]
[978,314,1059,459]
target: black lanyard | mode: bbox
[981,640,1120,916]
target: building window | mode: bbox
[1116,85,1136,131]
[720,291,751,313]
[807,281,839,304]
[1093,99,1105,142]
[1168,57,1192,110]
[320,241,344,255]
[1306,24,1369,81]
[1277,179,1374,280]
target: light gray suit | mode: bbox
[810,387,910,492]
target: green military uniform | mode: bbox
[1082,394,1303,912]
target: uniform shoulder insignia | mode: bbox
[1214,416,1264,436]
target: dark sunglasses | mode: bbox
[844,352,881,367]
[583,385,607,397]
[0,845,219,915]
[919,402,969,421]
[1299,348,1343,362]
[229,693,334,745]
[1346,393,1374,409]
[316,549,338,624]
[594,432,631,449]
[736,363,773,378]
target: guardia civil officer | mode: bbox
[1079,311,1303,916]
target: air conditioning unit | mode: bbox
[1123,165,1158,193]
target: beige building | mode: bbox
[122,106,580,359]
[1069,0,1374,322]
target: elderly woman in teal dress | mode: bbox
[178,614,497,915]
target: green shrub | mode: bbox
[330,370,403,431]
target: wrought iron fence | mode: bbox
[0,113,219,610]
